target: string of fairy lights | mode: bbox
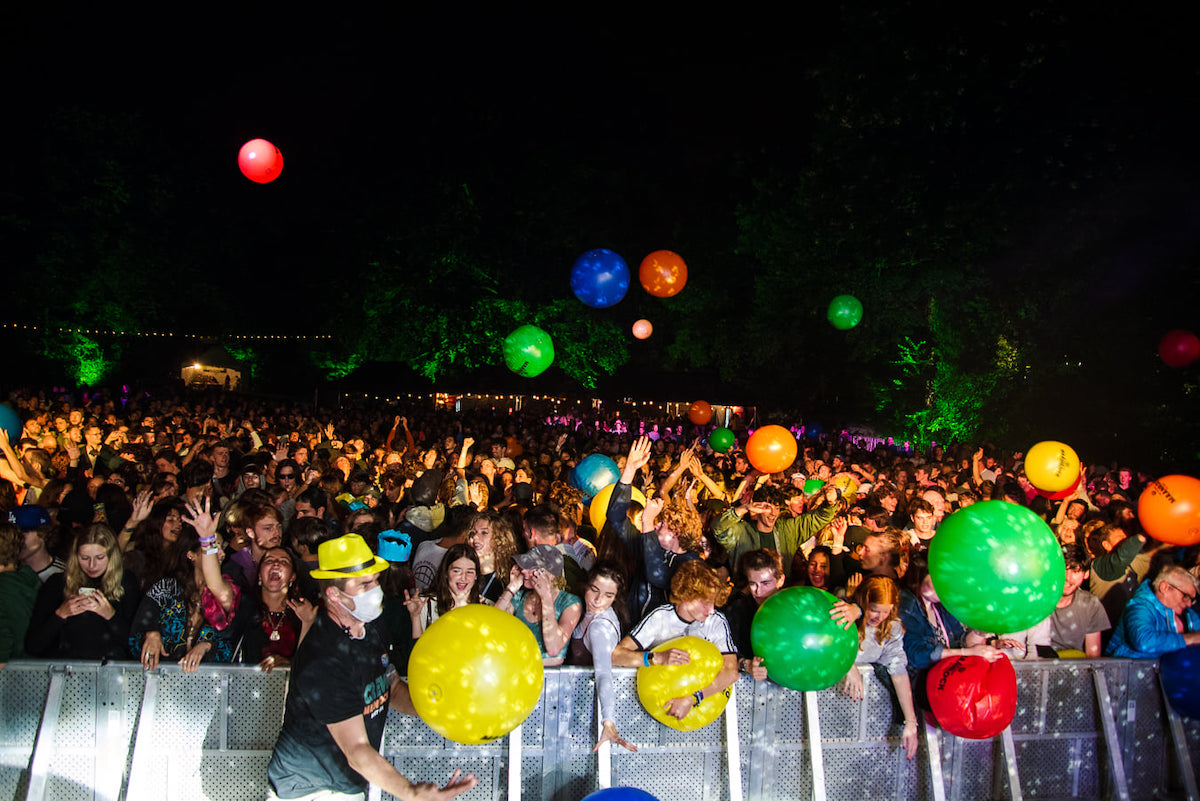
[340,391,734,419]
[0,322,331,340]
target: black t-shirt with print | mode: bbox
[267,612,393,798]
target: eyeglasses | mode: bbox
[278,473,296,479]
[1168,583,1197,604]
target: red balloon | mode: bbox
[632,319,653,340]
[1035,470,1082,500]
[687,401,713,425]
[238,138,283,183]
[927,655,1017,739]
[639,251,688,298]
[745,425,797,475]
[1138,475,1200,546]
[1159,330,1200,368]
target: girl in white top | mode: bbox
[569,561,636,753]
[841,575,919,760]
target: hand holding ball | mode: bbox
[927,655,1017,739]
[637,636,730,731]
[751,587,858,691]
[929,501,1065,634]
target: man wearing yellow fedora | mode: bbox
[266,534,476,801]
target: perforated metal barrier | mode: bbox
[1,660,1195,801]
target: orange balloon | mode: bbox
[639,250,688,298]
[1138,475,1200,546]
[632,319,653,339]
[746,425,798,475]
[688,400,713,425]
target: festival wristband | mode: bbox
[643,651,653,667]
[693,690,704,706]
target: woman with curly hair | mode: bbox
[27,524,141,660]
[839,575,918,760]
[467,510,519,603]
[601,437,705,621]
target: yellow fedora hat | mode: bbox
[310,533,389,579]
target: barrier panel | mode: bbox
[0,659,1195,801]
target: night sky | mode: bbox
[3,6,1199,463]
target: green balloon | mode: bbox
[803,478,825,495]
[708,427,735,453]
[827,295,863,330]
[929,501,1066,634]
[751,587,858,692]
[502,325,554,377]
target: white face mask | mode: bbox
[339,584,384,623]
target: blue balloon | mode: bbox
[570,454,620,501]
[0,405,20,443]
[1161,644,1200,719]
[571,249,630,308]
[582,789,660,801]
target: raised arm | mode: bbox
[0,428,39,487]
[186,497,236,615]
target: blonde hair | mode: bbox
[669,559,731,606]
[471,511,518,580]
[658,498,703,553]
[65,525,125,602]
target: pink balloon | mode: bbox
[1159,330,1200,368]
[238,138,283,184]
[632,319,653,339]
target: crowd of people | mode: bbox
[1,385,1197,799]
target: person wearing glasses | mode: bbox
[1106,564,1200,658]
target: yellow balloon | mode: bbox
[589,482,647,532]
[636,636,730,731]
[408,604,544,744]
[828,472,860,497]
[1025,440,1081,493]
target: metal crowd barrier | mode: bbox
[0,659,1195,801]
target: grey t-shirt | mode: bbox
[1049,589,1110,653]
[410,540,448,591]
